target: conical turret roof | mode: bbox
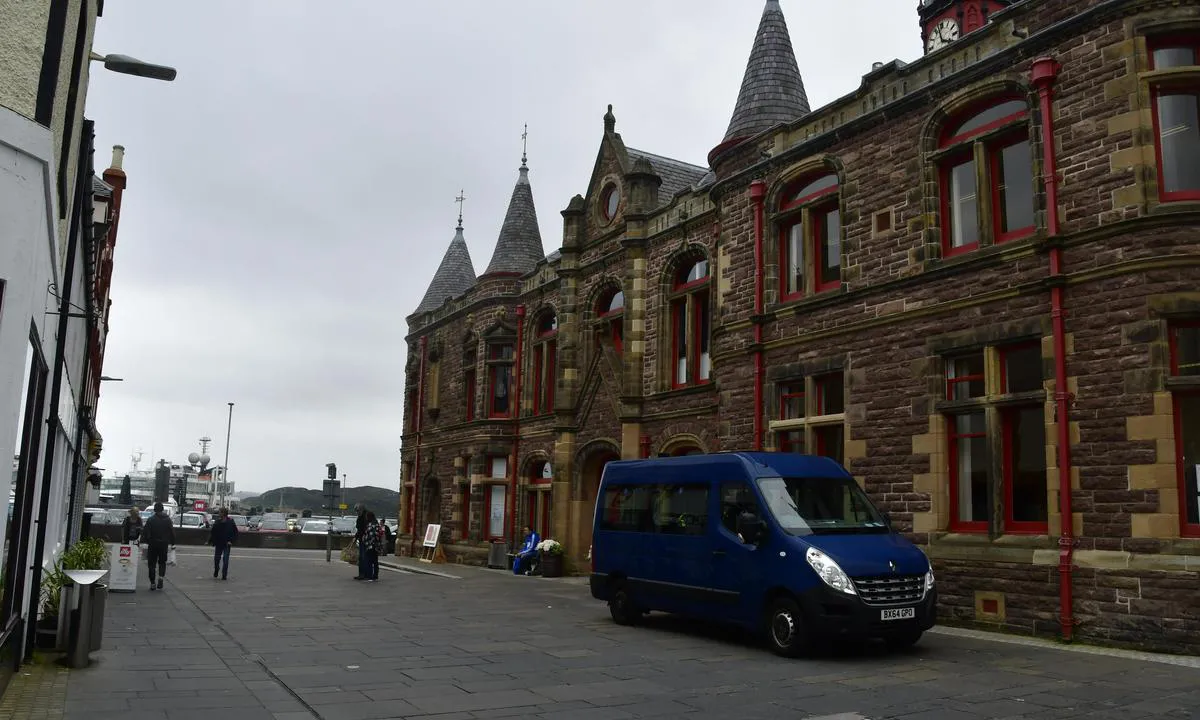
[483,157,544,276]
[723,0,810,143]
[415,223,477,314]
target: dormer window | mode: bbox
[601,183,621,221]
[777,173,842,300]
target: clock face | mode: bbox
[926,17,961,52]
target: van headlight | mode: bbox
[925,568,935,593]
[805,547,856,596]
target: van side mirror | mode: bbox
[882,513,893,529]
[736,512,765,545]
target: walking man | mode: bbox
[353,504,369,580]
[208,507,238,580]
[144,502,176,591]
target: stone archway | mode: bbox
[419,475,441,534]
[571,440,621,564]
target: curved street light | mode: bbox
[89,52,177,81]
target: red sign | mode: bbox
[120,546,132,557]
[193,500,207,511]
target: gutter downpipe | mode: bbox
[1032,56,1075,643]
[750,180,767,450]
[408,335,428,555]
[25,120,89,661]
[509,305,526,548]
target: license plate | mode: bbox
[881,607,915,621]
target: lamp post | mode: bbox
[185,452,209,526]
[89,52,177,81]
[221,402,234,508]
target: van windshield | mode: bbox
[756,476,888,535]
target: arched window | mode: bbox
[939,97,1035,256]
[778,173,841,299]
[1148,37,1200,201]
[486,339,514,418]
[531,312,557,416]
[669,257,711,388]
[526,460,553,538]
[595,286,625,354]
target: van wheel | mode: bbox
[765,597,810,657]
[609,582,641,626]
[884,629,922,650]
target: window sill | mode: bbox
[1149,198,1200,213]
[771,285,850,314]
[1166,376,1200,392]
[654,383,717,400]
[992,390,1047,407]
[932,532,1054,548]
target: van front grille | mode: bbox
[853,574,924,606]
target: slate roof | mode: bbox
[91,175,113,197]
[483,160,545,276]
[626,149,710,209]
[723,0,810,142]
[415,224,477,314]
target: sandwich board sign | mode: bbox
[109,543,139,592]
[420,524,443,563]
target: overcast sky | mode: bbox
[87,1,922,494]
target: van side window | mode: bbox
[652,485,708,536]
[720,482,761,536]
[600,486,652,533]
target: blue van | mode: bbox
[589,452,936,656]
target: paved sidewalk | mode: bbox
[0,661,68,720]
[6,547,1199,719]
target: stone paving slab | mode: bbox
[3,546,1196,719]
[0,662,68,720]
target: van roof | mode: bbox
[601,452,849,484]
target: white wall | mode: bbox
[0,106,61,617]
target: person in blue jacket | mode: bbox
[512,526,540,575]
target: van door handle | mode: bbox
[712,550,727,557]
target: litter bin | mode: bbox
[486,540,509,569]
[62,569,107,669]
[90,582,107,651]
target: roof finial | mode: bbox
[604,104,616,134]
[521,124,528,168]
[455,189,466,229]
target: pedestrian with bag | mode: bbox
[121,507,143,544]
[143,502,176,591]
[208,507,239,580]
[364,511,383,582]
[353,504,369,580]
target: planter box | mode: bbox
[34,618,57,650]
[541,553,564,578]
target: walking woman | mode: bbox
[122,507,143,544]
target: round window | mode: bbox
[602,184,620,220]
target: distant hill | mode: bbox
[239,485,400,516]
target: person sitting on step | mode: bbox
[512,525,540,575]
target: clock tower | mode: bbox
[919,0,1014,55]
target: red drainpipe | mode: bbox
[1033,56,1075,642]
[750,180,767,451]
[409,335,429,555]
[639,435,651,459]
[509,305,526,547]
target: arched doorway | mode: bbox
[573,441,620,564]
[525,458,553,539]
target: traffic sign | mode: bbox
[339,503,348,510]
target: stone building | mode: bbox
[401,0,1200,653]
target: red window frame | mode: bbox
[778,430,805,453]
[939,98,1032,257]
[531,345,543,416]
[1170,321,1200,537]
[487,363,513,418]
[670,260,711,389]
[405,486,415,534]
[464,369,476,421]
[947,412,989,533]
[1149,37,1200,203]
[988,134,1036,244]
[814,373,844,415]
[1000,405,1049,534]
[946,352,986,400]
[779,383,805,420]
[779,174,839,301]
[812,202,842,293]
[999,341,1042,394]
[597,288,625,355]
[814,424,844,464]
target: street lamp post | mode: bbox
[185,452,209,526]
[221,403,233,509]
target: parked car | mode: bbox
[300,519,331,535]
[229,514,248,529]
[589,452,936,657]
[257,519,290,533]
[331,517,356,535]
[247,515,262,530]
[181,512,209,529]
